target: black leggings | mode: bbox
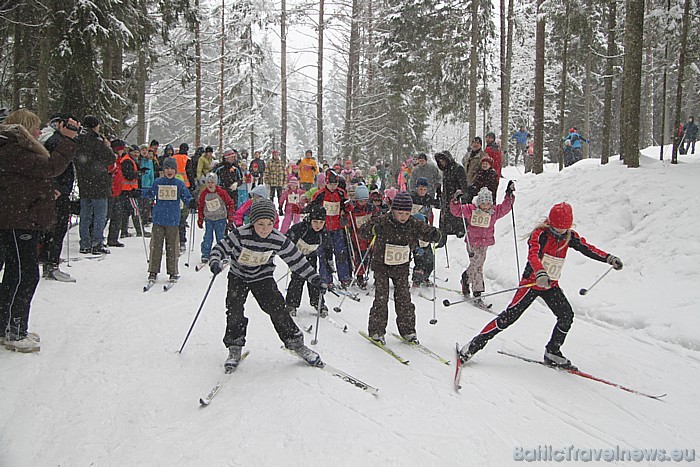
[0,229,41,339]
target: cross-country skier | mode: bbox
[458,202,623,369]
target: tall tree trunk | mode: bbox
[671,0,690,164]
[249,26,255,152]
[317,0,325,160]
[533,0,545,174]
[557,0,570,171]
[469,0,479,138]
[136,48,146,144]
[620,0,644,168]
[219,0,225,156]
[601,0,616,165]
[281,0,287,161]
[342,0,360,161]
[194,0,202,147]
[500,0,514,165]
[641,0,653,149]
[37,20,52,121]
[584,47,591,159]
[658,0,670,161]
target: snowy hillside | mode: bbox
[1,148,699,466]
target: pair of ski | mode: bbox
[359,331,450,366]
[63,254,106,262]
[452,346,666,400]
[143,278,177,292]
[200,350,379,406]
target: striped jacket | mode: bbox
[210,224,320,284]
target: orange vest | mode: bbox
[174,153,190,187]
[119,155,139,191]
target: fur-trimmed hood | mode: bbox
[0,123,50,158]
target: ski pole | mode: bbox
[430,243,438,325]
[458,204,474,258]
[66,213,71,268]
[443,283,536,307]
[333,236,375,312]
[579,267,614,296]
[311,291,325,345]
[185,209,196,267]
[179,273,218,353]
[444,241,450,268]
[276,269,290,283]
[511,205,520,280]
[130,197,149,265]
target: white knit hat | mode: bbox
[475,187,493,207]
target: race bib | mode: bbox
[158,185,178,201]
[323,201,340,216]
[354,214,372,228]
[287,193,299,204]
[238,248,273,267]
[384,243,410,266]
[541,254,566,281]
[470,210,492,228]
[411,204,423,215]
[296,238,319,256]
[205,197,222,212]
[419,240,429,248]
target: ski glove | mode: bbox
[607,255,623,270]
[197,218,204,229]
[535,270,552,289]
[210,260,222,276]
[309,275,328,293]
[506,180,516,196]
[188,199,198,210]
[452,189,464,203]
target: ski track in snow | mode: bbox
[1,149,699,465]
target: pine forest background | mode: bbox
[1,0,698,171]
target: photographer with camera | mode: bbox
[0,109,78,352]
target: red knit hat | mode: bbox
[548,203,573,229]
[480,155,494,166]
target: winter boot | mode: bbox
[285,304,297,317]
[224,345,243,371]
[460,271,470,297]
[369,333,386,346]
[4,336,41,353]
[169,274,180,282]
[544,348,577,370]
[356,275,367,290]
[107,241,125,247]
[47,266,76,283]
[91,243,111,255]
[287,341,322,366]
[148,272,157,281]
[458,344,474,364]
[402,333,420,344]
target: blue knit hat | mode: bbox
[354,185,369,201]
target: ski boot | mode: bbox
[287,341,322,366]
[45,264,76,283]
[319,303,329,318]
[369,333,386,346]
[402,333,420,345]
[224,345,243,371]
[148,272,157,281]
[544,348,578,371]
[169,274,179,282]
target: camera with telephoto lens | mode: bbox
[61,118,79,131]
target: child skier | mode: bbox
[410,177,434,223]
[458,202,624,369]
[284,205,333,317]
[308,169,352,288]
[209,199,328,369]
[237,161,253,208]
[143,157,193,282]
[197,172,235,263]
[279,177,305,233]
[358,191,443,344]
[411,213,435,287]
[369,190,390,215]
[234,185,279,228]
[451,184,515,306]
[345,184,378,289]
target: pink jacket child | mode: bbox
[279,177,305,233]
[234,186,280,228]
[450,187,514,248]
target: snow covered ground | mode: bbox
[2,147,699,466]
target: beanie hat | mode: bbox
[475,187,493,207]
[392,191,413,212]
[288,177,299,187]
[83,115,99,129]
[480,155,494,167]
[485,131,496,139]
[139,143,149,150]
[205,146,214,153]
[111,139,125,151]
[326,169,340,183]
[250,184,269,199]
[369,190,382,202]
[416,177,429,187]
[163,157,177,170]
[472,136,482,145]
[548,202,574,229]
[354,185,369,200]
[205,172,218,184]
[250,199,277,224]
[412,212,427,223]
[384,187,398,201]
[179,143,189,153]
[416,153,427,160]
[308,204,327,221]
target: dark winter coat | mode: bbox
[683,121,698,142]
[45,130,75,195]
[468,168,499,203]
[0,124,76,230]
[73,128,115,199]
[358,213,441,272]
[286,219,333,270]
[435,151,468,236]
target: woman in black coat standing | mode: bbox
[435,150,469,246]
